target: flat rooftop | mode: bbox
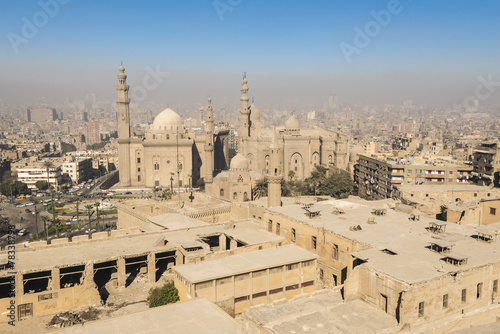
[396,184,498,193]
[242,290,398,334]
[174,245,318,283]
[55,298,244,334]
[2,220,283,274]
[258,197,500,284]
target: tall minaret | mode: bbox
[239,73,250,154]
[116,63,131,186]
[267,128,282,207]
[204,97,214,185]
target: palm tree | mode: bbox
[41,215,49,240]
[32,199,40,237]
[85,204,94,235]
[52,218,63,238]
[43,161,54,187]
[75,197,82,224]
[94,202,100,232]
[49,186,56,222]
[252,178,268,200]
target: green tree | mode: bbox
[61,142,77,154]
[94,202,100,232]
[0,216,9,234]
[41,215,49,240]
[75,197,82,224]
[52,218,64,238]
[252,178,268,199]
[196,178,205,191]
[85,204,94,236]
[147,282,179,308]
[43,161,54,186]
[288,170,295,181]
[322,171,354,199]
[32,199,40,237]
[35,181,49,191]
[86,141,109,151]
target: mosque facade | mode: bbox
[116,66,350,199]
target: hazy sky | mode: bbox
[1,0,500,108]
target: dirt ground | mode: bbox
[0,274,172,333]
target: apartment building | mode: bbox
[355,154,473,199]
[472,141,500,187]
[17,165,62,189]
[62,158,93,184]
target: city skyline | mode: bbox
[0,0,499,108]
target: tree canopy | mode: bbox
[35,180,49,191]
[0,181,29,196]
[61,142,77,154]
[147,282,179,308]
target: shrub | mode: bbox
[147,282,179,308]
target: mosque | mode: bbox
[116,65,350,203]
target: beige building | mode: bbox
[174,245,317,315]
[472,141,500,187]
[62,157,93,184]
[17,165,62,189]
[356,154,473,199]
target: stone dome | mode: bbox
[250,103,260,118]
[285,116,299,130]
[152,108,183,132]
[230,153,248,171]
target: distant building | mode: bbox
[355,154,473,199]
[62,158,93,184]
[85,120,100,145]
[26,107,57,123]
[472,141,500,187]
[17,165,62,190]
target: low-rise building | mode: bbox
[17,165,62,189]
[173,245,317,315]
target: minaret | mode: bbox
[267,128,282,207]
[116,63,131,186]
[204,97,214,185]
[239,73,250,154]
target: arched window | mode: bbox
[220,189,224,196]
[238,175,243,182]
[233,192,237,199]
[244,192,248,201]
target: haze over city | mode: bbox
[1,1,500,333]
[1,0,499,108]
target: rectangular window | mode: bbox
[137,167,141,172]
[477,283,483,299]
[442,294,448,308]
[268,220,272,232]
[490,208,496,215]
[136,157,141,163]
[138,175,141,182]
[312,236,317,250]
[494,279,498,293]
[291,228,296,242]
[418,302,424,318]
[276,223,280,236]
[332,244,339,260]
[462,288,467,303]
[319,268,324,280]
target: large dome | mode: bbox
[152,108,183,132]
[230,153,248,171]
[285,116,299,130]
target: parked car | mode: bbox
[15,204,26,208]
[17,229,28,236]
[125,191,132,195]
[24,209,31,213]
[25,202,34,206]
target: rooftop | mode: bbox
[258,197,500,284]
[55,298,244,334]
[242,290,398,334]
[174,245,317,283]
